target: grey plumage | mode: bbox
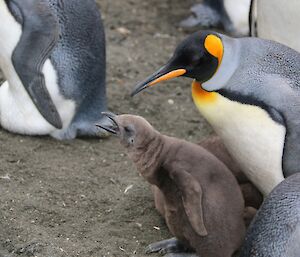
[47,0,107,139]
[240,173,300,257]
[6,0,108,139]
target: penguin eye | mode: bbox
[124,126,131,133]
[123,125,135,138]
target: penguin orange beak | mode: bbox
[131,66,186,96]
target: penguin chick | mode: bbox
[132,30,300,196]
[180,0,251,36]
[152,135,261,225]
[240,173,300,257]
[98,113,246,257]
[152,135,262,228]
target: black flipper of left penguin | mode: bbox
[9,0,62,129]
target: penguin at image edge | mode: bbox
[180,0,252,36]
[240,173,300,257]
[131,30,300,196]
[0,0,109,139]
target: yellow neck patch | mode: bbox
[191,34,223,106]
[204,34,223,64]
[192,80,217,105]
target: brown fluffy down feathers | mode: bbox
[109,115,250,257]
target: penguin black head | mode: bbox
[131,31,223,96]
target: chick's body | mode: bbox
[150,136,246,257]
[107,114,246,257]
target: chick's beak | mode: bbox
[96,112,119,135]
[131,65,186,97]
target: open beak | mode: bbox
[131,65,186,96]
[96,112,119,135]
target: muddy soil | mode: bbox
[0,0,213,256]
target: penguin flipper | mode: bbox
[145,238,192,255]
[11,0,62,129]
[282,131,300,178]
[170,169,208,237]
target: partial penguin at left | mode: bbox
[0,0,109,139]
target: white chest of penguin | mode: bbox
[224,0,251,36]
[0,1,75,136]
[193,92,285,196]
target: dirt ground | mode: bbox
[0,0,213,256]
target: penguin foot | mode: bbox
[51,126,77,140]
[145,238,192,255]
[75,113,113,138]
[51,114,112,140]
[179,3,221,31]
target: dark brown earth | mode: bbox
[0,0,214,256]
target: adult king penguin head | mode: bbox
[132,30,300,196]
[132,31,222,95]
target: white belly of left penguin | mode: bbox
[0,61,76,136]
[0,1,76,136]
[224,0,251,35]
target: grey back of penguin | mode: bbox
[216,35,300,109]
[48,0,107,138]
[240,173,300,257]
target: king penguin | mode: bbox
[240,173,300,257]
[251,0,300,52]
[180,0,252,36]
[0,0,108,139]
[131,30,300,196]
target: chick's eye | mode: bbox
[124,126,131,133]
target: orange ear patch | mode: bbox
[204,35,223,64]
[192,80,217,104]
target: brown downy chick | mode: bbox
[153,135,262,228]
[153,135,263,224]
[98,113,246,257]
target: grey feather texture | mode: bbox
[240,173,300,257]
[47,0,108,139]
[8,0,108,139]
